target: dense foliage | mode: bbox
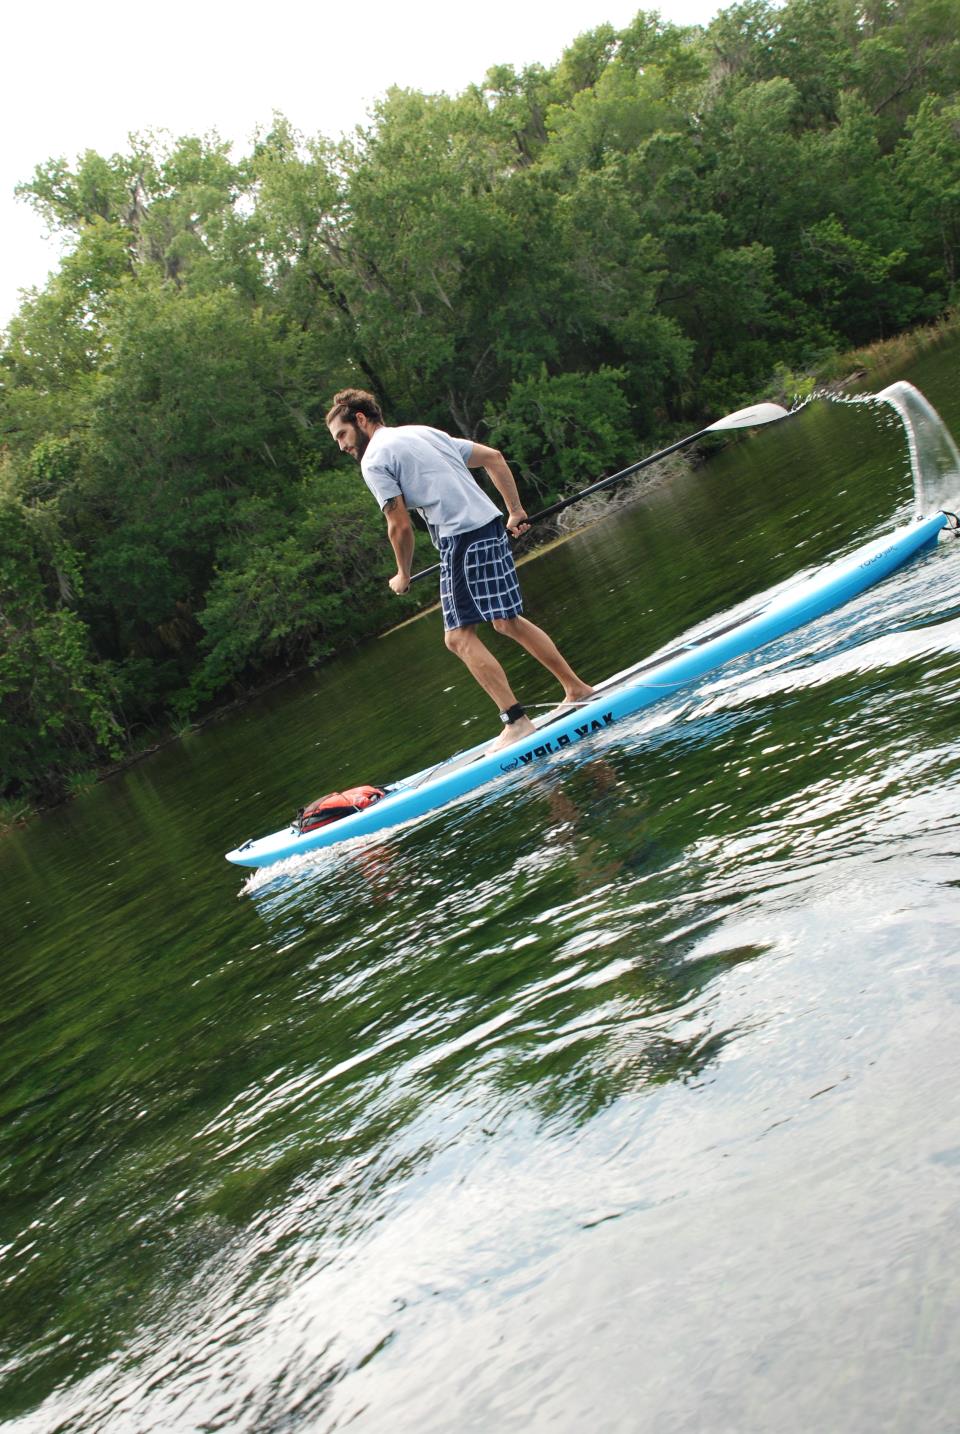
[2,0,958,805]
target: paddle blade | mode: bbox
[704,402,790,432]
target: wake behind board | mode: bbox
[226,512,949,869]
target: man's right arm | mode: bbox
[464,441,529,536]
[384,495,415,594]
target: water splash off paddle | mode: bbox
[826,379,960,518]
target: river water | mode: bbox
[3,343,960,1432]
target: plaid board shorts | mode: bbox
[439,517,524,631]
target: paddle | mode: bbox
[408,401,791,585]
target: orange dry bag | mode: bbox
[296,785,386,835]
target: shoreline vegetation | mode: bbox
[3,309,957,837]
[771,305,960,401]
[3,0,959,832]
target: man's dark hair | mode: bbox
[326,388,384,427]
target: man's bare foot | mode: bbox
[485,715,537,754]
[550,684,596,715]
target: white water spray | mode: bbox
[822,380,960,519]
[874,381,960,518]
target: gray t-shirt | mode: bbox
[361,425,501,543]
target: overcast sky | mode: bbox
[1,0,724,329]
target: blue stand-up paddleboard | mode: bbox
[226,511,950,869]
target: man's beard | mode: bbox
[352,426,370,461]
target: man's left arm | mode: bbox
[465,442,529,537]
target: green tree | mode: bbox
[18,134,255,293]
[186,470,411,710]
[484,366,634,505]
[853,0,960,150]
[895,93,960,301]
[0,465,121,801]
[76,284,298,704]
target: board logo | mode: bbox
[506,711,616,770]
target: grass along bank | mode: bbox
[768,309,960,405]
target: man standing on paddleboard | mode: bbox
[326,388,594,753]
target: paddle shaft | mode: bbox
[408,427,710,586]
[407,401,790,585]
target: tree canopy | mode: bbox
[2,0,958,806]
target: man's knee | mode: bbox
[491,615,523,637]
[444,624,475,655]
